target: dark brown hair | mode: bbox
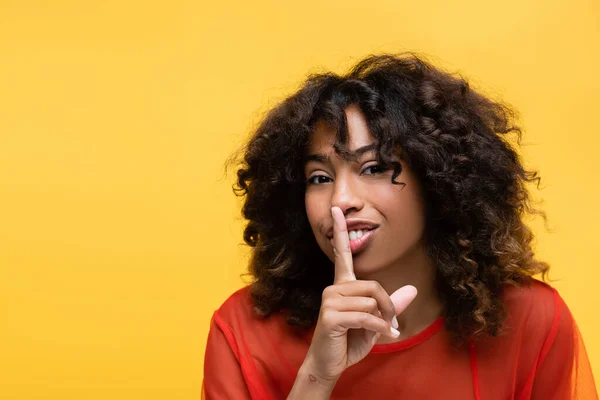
[232,53,549,343]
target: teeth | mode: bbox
[349,230,365,240]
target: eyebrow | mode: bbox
[305,144,377,164]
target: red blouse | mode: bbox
[203,280,597,399]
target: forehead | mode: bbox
[308,105,375,154]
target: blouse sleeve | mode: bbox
[202,313,252,400]
[530,289,598,400]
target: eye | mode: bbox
[307,175,332,185]
[362,164,386,175]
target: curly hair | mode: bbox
[232,53,549,343]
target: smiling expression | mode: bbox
[304,105,428,277]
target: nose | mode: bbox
[330,172,364,216]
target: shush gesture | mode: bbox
[300,206,418,385]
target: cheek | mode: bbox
[372,185,426,234]
[304,193,326,232]
[305,193,333,258]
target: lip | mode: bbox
[326,219,379,255]
[329,227,377,255]
[326,219,379,239]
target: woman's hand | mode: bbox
[295,207,418,391]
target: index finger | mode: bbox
[331,206,356,283]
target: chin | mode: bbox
[352,256,386,277]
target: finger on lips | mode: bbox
[330,206,401,329]
[331,206,355,283]
[329,206,409,338]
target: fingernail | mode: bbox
[390,327,400,337]
[391,316,399,330]
[372,335,378,345]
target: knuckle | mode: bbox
[320,310,336,328]
[367,280,380,292]
[365,297,377,311]
[322,285,335,298]
[321,298,335,311]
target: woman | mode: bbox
[202,54,597,399]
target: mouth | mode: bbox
[328,227,377,255]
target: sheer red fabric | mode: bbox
[203,280,597,399]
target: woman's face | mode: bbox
[304,105,427,277]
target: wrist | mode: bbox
[287,360,339,400]
[298,361,340,387]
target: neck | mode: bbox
[364,241,444,338]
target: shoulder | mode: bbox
[501,278,574,341]
[502,278,557,313]
[211,285,290,335]
[212,286,255,328]
[473,279,575,379]
[502,278,567,316]
[216,286,253,314]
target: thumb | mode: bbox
[389,285,418,315]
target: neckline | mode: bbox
[369,316,444,354]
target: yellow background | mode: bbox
[1,1,598,398]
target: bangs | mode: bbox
[306,79,409,173]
